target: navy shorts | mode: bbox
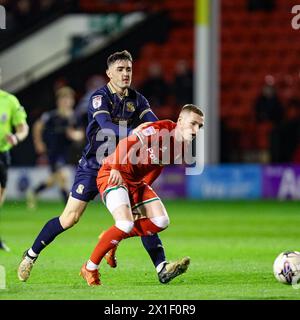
[70,165,99,202]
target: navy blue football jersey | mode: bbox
[79,82,158,170]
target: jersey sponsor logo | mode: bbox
[126,102,135,112]
[76,184,85,194]
[92,95,102,109]
[0,113,7,122]
[147,147,159,164]
[142,126,156,137]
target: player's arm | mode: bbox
[108,134,141,185]
[91,93,132,137]
[15,123,29,142]
[66,127,85,142]
[32,118,47,154]
[6,100,29,146]
[138,95,158,123]
[130,95,158,136]
[95,112,132,136]
[6,123,29,146]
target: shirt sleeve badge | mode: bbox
[92,95,102,109]
[141,126,156,136]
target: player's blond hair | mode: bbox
[180,104,204,117]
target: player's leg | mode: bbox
[18,195,88,281]
[131,186,190,284]
[0,186,10,252]
[26,173,56,209]
[0,186,6,206]
[127,198,170,237]
[18,167,98,281]
[53,167,70,204]
[0,152,10,252]
[26,156,63,209]
[103,184,188,278]
[80,186,136,285]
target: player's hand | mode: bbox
[108,169,123,185]
[66,127,85,142]
[132,122,152,135]
[5,134,18,146]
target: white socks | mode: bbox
[86,260,98,271]
[28,248,38,258]
[156,261,167,273]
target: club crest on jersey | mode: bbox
[126,102,135,112]
[142,126,156,137]
[92,95,102,109]
[0,113,7,122]
[76,184,85,194]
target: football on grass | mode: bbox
[273,251,300,285]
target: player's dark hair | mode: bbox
[107,50,133,68]
[181,104,204,117]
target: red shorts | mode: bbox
[97,168,160,212]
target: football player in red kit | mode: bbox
[80,104,204,286]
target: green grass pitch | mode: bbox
[0,199,300,300]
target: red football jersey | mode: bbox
[102,120,184,182]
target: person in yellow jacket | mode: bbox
[0,90,29,251]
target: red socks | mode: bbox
[89,218,164,265]
[90,226,127,265]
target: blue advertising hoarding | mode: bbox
[187,164,262,199]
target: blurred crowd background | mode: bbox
[1,0,300,168]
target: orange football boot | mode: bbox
[80,263,101,286]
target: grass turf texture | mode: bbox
[0,200,300,300]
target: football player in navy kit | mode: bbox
[26,86,84,207]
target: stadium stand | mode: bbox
[221,0,300,162]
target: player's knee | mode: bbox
[150,215,170,229]
[115,220,134,233]
[60,210,81,229]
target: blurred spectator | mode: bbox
[13,0,36,29]
[172,60,193,105]
[38,0,60,19]
[139,62,169,107]
[0,0,78,49]
[254,81,284,125]
[270,98,300,163]
[247,0,275,11]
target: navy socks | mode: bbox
[34,183,47,194]
[31,217,65,254]
[141,234,166,268]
